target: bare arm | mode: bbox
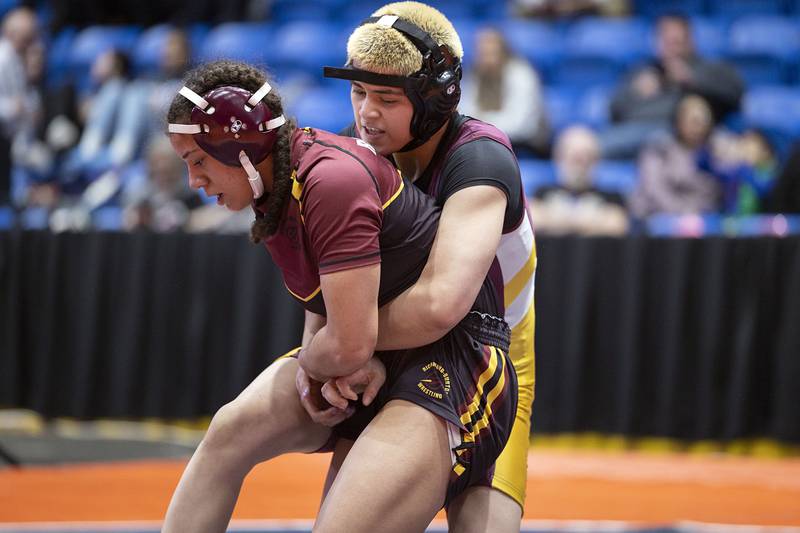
[298,263,380,381]
[302,310,326,346]
[375,185,507,351]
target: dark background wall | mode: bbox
[1,231,799,443]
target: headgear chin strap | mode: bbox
[324,15,462,152]
[168,83,286,199]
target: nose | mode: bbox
[358,96,380,122]
[187,166,207,190]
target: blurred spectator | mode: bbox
[530,125,629,235]
[712,129,778,215]
[460,27,550,157]
[12,40,52,207]
[63,49,148,192]
[145,29,192,134]
[602,14,744,159]
[629,95,721,218]
[767,142,800,214]
[121,136,202,231]
[512,0,628,18]
[0,7,38,203]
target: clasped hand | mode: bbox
[295,357,386,427]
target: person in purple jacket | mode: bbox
[162,59,517,533]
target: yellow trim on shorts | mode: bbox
[459,347,508,443]
[275,346,302,361]
[459,346,500,427]
[470,349,506,435]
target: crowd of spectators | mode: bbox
[0,1,799,236]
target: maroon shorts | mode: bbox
[326,311,517,507]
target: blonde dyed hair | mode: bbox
[346,1,463,76]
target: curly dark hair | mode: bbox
[167,60,296,243]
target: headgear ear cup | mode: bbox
[407,45,462,145]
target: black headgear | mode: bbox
[324,15,462,152]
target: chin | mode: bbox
[226,198,251,212]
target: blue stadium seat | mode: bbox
[0,205,14,229]
[69,25,140,78]
[501,20,562,83]
[46,26,76,88]
[543,86,581,132]
[716,215,800,236]
[290,87,354,133]
[133,24,209,76]
[728,57,786,85]
[558,18,650,86]
[707,0,784,17]
[270,0,341,22]
[0,0,19,19]
[727,16,800,84]
[417,0,478,20]
[633,0,707,18]
[273,21,348,79]
[20,207,49,230]
[92,206,123,231]
[340,0,477,23]
[565,18,651,62]
[578,86,612,129]
[198,23,276,66]
[132,24,173,75]
[743,85,800,136]
[518,159,557,197]
[594,161,638,196]
[340,0,400,25]
[449,18,481,68]
[646,213,722,237]
[689,17,727,58]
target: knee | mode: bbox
[201,399,265,459]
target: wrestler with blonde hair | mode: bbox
[325,3,538,531]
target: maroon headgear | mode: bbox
[168,82,286,199]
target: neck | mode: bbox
[392,120,450,182]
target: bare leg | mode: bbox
[314,400,452,533]
[320,438,355,508]
[446,486,522,533]
[162,358,331,533]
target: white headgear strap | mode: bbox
[239,150,265,199]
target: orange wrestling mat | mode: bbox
[2,450,799,526]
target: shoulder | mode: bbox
[300,131,385,186]
[299,131,395,206]
[446,136,518,177]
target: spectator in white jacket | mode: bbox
[0,7,38,203]
[460,27,550,156]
